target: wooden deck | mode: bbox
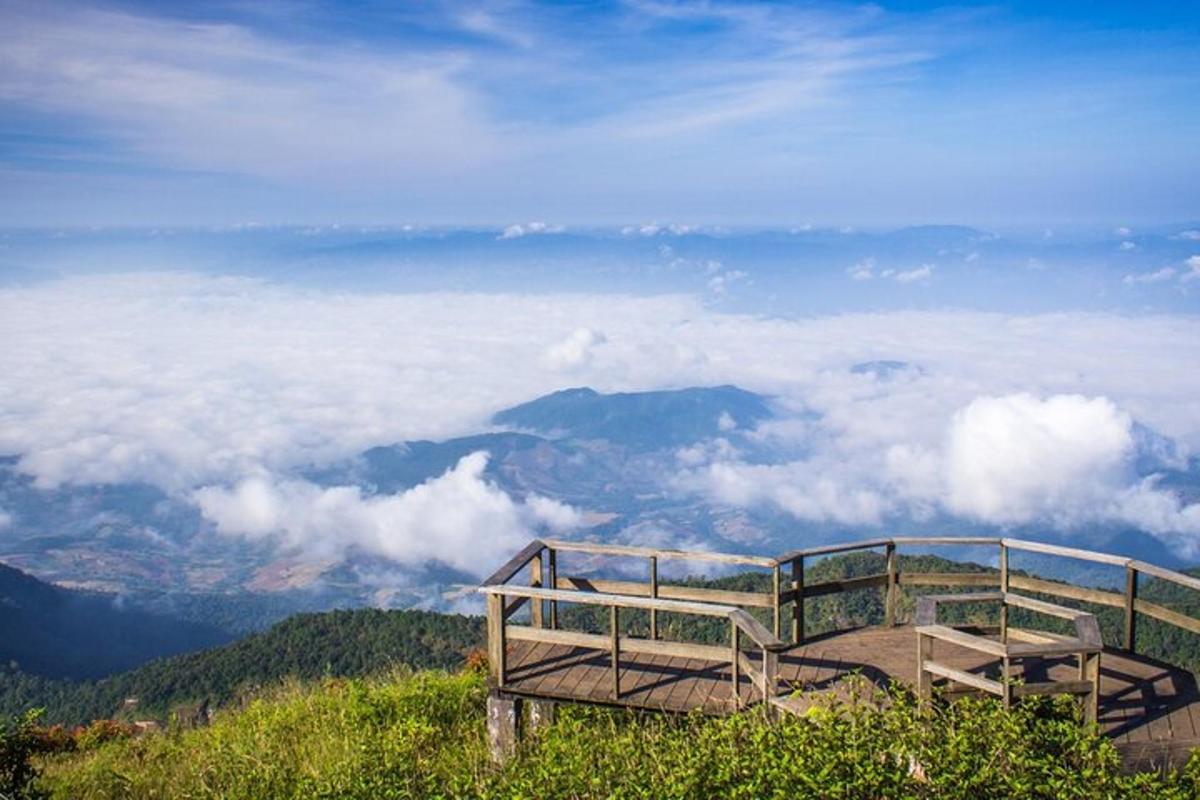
[501,624,1200,768]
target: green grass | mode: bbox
[31,666,1200,799]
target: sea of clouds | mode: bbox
[1,272,1199,571]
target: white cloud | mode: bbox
[680,393,1200,552]
[1119,240,1138,251]
[944,394,1133,525]
[0,5,500,181]
[894,264,934,283]
[1115,226,1133,237]
[0,507,11,530]
[847,258,875,280]
[3,273,1200,557]
[193,452,580,575]
[1183,256,1200,282]
[499,222,565,239]
[1173,231,1200,241]
[1123,267,1176,285]
[544,327,608,370]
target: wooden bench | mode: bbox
[915,592,1102,723]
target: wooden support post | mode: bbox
[487,691,521,764]
[999,542,1009,592]
[610,605,621,699]
[548,548,558,630]
[1001,656,1012,710]
[1084,652,1101,725]
[1000,604,1008,643]
[917,630,932,708]
[761,648,777,711]
[530,551,544,629]
[486,593,506,686]
[1124,565,1138,653]
[649,555,659,640]
[772,564,782,638]
[527,698,556,734]
[792,556,805,645]
[730,624,741,709]
[884,542,898,627]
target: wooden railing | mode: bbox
[479,535,1200,707]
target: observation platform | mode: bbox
[480,536,1200,770]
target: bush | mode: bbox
[34,671,1200,799]
[1,709,49,800]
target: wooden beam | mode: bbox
[548,548,558,630]
[891,536,1002,546]
[1002,538,1130,568]
[802,573,889,598]
[610,606,620,699]
[899,572,999,587]
[772,564,782,638]
[555,576,773,609]
[1007,575,1124,609]
[1011,679,1096,697]
[505,625,729,662]
[542,538,776,567]
[923,660,1003,696]
[1130,560,1200,593]
[482,539,545,586]
[649,555,658,640]
[486,593,505,686]
[1003,591,1096,622]
[1124,565,1138,653]
[884,543,898,627]
[915,624,1008,657]
[729,608,787,651]
[481,585,742,618]
[730,624,740,708]
[775,537,892,565]
[791,556,804,645]
[530,551,543,628]
[1134,598,1200,635]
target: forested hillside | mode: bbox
[0,609,482,725]
[0,563,230,680]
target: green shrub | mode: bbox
[2,709,49,800]
[35,671,1200,800]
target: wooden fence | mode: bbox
[479,535,1200,707]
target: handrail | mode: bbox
[480,582,784,707]
[542,538,777,568]
[483,534,1200,688]
[481,539,545,586]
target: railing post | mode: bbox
[998,541,1009,640]
[884,542,898,627]
[917,629,931,708]
[772,564,782,638]
[649,555,659,640]
[548,548,558,630]
[792,556,804,644]
[761,647,777,709]
[610,605,621,699]
[1124,564,1138,653]
[486,593,506,686]
[530,550,544,628]
[730,623,741,709]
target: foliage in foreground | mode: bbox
[30,667,1200,800]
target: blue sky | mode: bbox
[1,0,1197,227]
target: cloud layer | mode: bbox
[2,272,1199,560]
